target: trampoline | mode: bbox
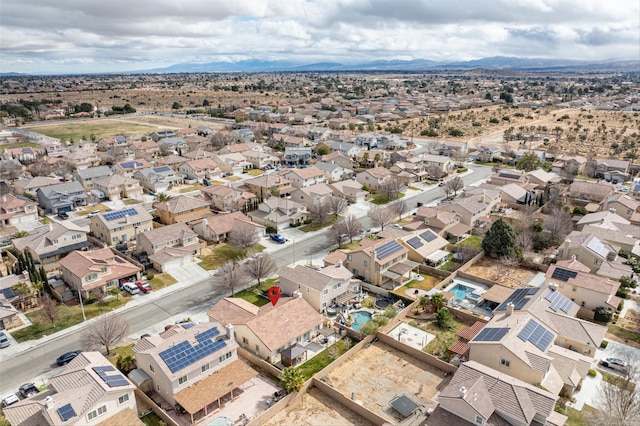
[374,298,393,309]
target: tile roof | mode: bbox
[59,248,141,290]
[93,205,153,230]
[12,222,88,257]
[278,264,352,291]
[156,195,209,213]
[201,211,263,236]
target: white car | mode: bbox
[2,393,19,407]
[122,282,140,295]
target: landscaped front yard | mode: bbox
[234,289,270,307]
[148,273,178,290]
[198,243,264,271]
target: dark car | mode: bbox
[57,211,69,220]
[18,383,40,399]
[56,350,82,366]
[269,233,286,244]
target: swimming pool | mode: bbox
[450,284,474,301]
[351,311,372,331]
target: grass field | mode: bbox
[26,120,159,141]
[148,273,178,290]
[297,339,350,380]
[234,289,270,307]
[0,142,40,153]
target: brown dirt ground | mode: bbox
[265,387,374,426]
[463,257,535,288]
[111,115,228,131]
[323,341,448,422]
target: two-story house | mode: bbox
[112,159,151,178]
[278,263,358,313]
[281,166,327,189]
[131,140,160,158]
[328,179,368,204]
[75,166,114,190]
[604,194,640,224]
[60,248,142,299]
[157,137,189,155]
[14,176,59,197]
[133,166,184,194]
[567,181,615,206]
[36,181,88,214]
[322,151,355,170]
[248,197,308,229]
[557,232,632,279]
[245,174,293,199]
[328,142,361,158]
[97,135,127,151]
[93,174,143,201]
[403,206,461,235]
[178,158,221,182]
[242,150,280,169]
[545,261,620,311]
[90,205,154,245]
[156,195,212,225]
[315,161,353,183]
[2,351,139,426]
[200,185,257,212]
[194,212,265,243]
[135,223,201,272]
[552,155,587,177]
[212,153,252,175]
[355,167,392,192]
[0,193,38,226]
[420,153,456,175]
[398,229,450,267]
[596,158,630,183]
[290,183,335,208]
[283,147,312,166]
[439,191,500,226]
[489,170,529,187]
[12,222,90,268]
[0,146,38,162]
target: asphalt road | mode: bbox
[0,164,492,394]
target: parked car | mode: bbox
[57,211,69,220]
[135,280,152,293]
[56,350,82,366]
[87,211,99,218]
[122,282,140,295]
[1,393,19,407]
[600,357,629,373]
[18,383,40,399]
[0,332,10,349]
[269,233,286,244]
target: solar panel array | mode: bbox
[159,327,226,373]
[120,161,144,169]
[496,287,538,311]
[375,241,403,259]
[420,230,438,242]
[550,267,578,282]
[407,237,423,249]
[499,172,521,180]
[92,366,129,387]
[544,289,574,313]
[103,208,138,222]
[154,166,172,173]
[586,238,609,258]
[474,328,509,342]
[57,403,77,422]
[182,322,195,329]
[517,319,555,352]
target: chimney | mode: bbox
[225,324,234,340]
[609,208,616,214]
[2,195,5,203]
[459,386,467,396]
[506,302,514,316]
[337,259,343,268]
[45,395,54,409]
[549,283,559,292]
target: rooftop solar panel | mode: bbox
[550,267,578,282]
[499,172,521,180]
[103,208,139,222]
[407,237,423,249]
[92,366,129,388]
[496,287,538,311]
[517,319,554,352]
[160,327,226,373]
[545,289,575,313]
[58,403,77,422]
[154,166,171,172]
[121,161,144,169]
[474,327,509,342]
[374,241,403,260]
[182,322,195,329]
[420,230,438,242]
[587,238,609,258]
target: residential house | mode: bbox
[242,150,280,169]
[354,132,380,149]
[212,153,252,175]
[93,174,143,201]
[281,166,327,189]
[552,155,587,177]
[421,153,456,175]
[194,212,265,243]
[356,167,392,191]
[97,135,127,151]
[150,130,178,141]
[218,143,251,155]
[404,206,461,235]
[14,176,59,196]
[439,191,500,226]
[329,179,368,204]
[60,248,142,299]
[604,194,640,224]
[596,158,630,182]
[136,223,201,272]
[278,263,357,313]
[468,286,606,396]
[388,161,426,185]
[112,159,151,178]
[328,142,361,158]
[66,148,101,170]
[475,145,503,162]
[133,166,184,194]
[155,195,212,225]
[207,295,323,364]
[12,222,90,268]
[156,154,189,172]
[567,181,615,206]
[131,140,160,158]
[179,158,221,182]
[1,146,38,162]
[0,193,38,226]
[557,232,632,279]
[398,229,449,267]
[315,161,353,183]
[290,183,335,208]
[498,183,533,206]
[322,151,355,170]
[132,322,254,420]
[157,137,188,156]
[248,197,308,229]
[489,170,528,187]
[434,140,468,157]
[244,174,293,198]
[355,149,388,168]
[90,205,154,245]
[526,169,561,190]
[231,128,255,143]
[431,360,564,426]
[75,166,113,190]
[2,351,139,426]
[200,185,257,212]
[0,294,22,330]
[545,261,620,311]
[36,181,87,214]
[283,147,312,166]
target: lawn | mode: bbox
[122,198,142,205]
[422,319,464,360]
[141,412,165,426]
[392,274,441,296]
[149,273,178,290]
[456,235,483,251]
[297,339,350,380]
[11,296,130,342]
[108,343,135,367]
[27,121,159,141]
[258,277,278,292]
[607,324,640,345]
[300,217,338,232]
[234,289,270,307]
[0,142,40,153]
[179,183,202,193]
[39,216,54,224]
[370,192,405,205]
[439,256,461,272]
[598,369,636,391]
[75,204,110,216]
[198,244,264,271]
[245,169,264,176]
[224,175,242,181]
[563,405,600,426]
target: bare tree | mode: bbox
[379,176,405,202]
[0,161,22,180]
[50,160,76,176]
[39,294,59,327]
[426,164,444,180]
[244,251,276,286]
[543,205,573,242]
[368,205,395,231]
[515,227,535,251]
[210,133,235,151]
[591,359,640,426]
[106,146,130,164]
[326,222,347,246]
[424,140,441,155]
[584,158,598,178]
[213,261,247,296]
[227,221,260,250]
[391,198,408,220]
[324,196,348,220]
[455,246,480,264]
[310,202,331,224]
[82,313,129,355]
[341,215,364,243]
[29,161,53,177]
[445,176,464,196]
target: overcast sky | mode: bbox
[1,0,639,75]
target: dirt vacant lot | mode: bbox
[265,387,374,426]
[323,341,448,423]
[464,257,536,287]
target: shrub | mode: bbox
[588,369,597,377]
[572,205,588,215]
[145,273,154,281]
[618,300,624,312]
[489,117,499,124]
[595,307,613,322]
[265,225,277,234]
[383,306,397,318]
[436,308,453,329]
[360,321,379,335]
[600,339,609,349]
[373,315,389,326]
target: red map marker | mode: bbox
[267,286,281,306]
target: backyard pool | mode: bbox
[450,284,474,301]
[351,311,372,331]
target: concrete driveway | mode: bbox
[168,262,212,284]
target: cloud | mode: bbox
[0,0,638,73]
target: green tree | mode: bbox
[315,143,330,156]
[172,101,183,110]
[360,321,379,335]
[482,218,520,258]
[430,293,446,311]
[515,152,542,172]
[279,367,305,393]
[436,308,453,329]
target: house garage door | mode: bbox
[57,205,72,213]
[162,258,182,271]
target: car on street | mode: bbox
[135,280,153,293]
[0,331,10,348]
[269,233,286,244]
[18,383,40,399]
[600,357,629,373]
[1,393,19,407]
[56,350,82,366]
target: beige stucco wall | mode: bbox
[469,344,545,386]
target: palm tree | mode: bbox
[418,296,429,312]
[153,192,172,207]
[12,281,32,311]
[430,293,446,311]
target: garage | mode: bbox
[56,205,72,213]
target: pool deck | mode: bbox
[387,323,435,351]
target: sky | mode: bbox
[1,0,639,75]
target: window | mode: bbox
[149,364,155,373]
[242,337,249,345]
[322,289,328,296]
[87,405,107,421]
[118,394,129,405]
[363,260,368,267]
[156,384,160,391]
[500,358,510,367]
[219,352,232,363]
[475,415,484,425]
[201,363,210,373]
[178,375,188,385]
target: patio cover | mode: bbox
[382,270,402,280]
[446,222,472,237]
[426,249,449,264]
[388,260,419,275]
[390,394,420,418]
[174,359,258,414]
[447,340,470,358]
[281,343,307,360]
[481,285,515,304]
[335,290,357,305]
